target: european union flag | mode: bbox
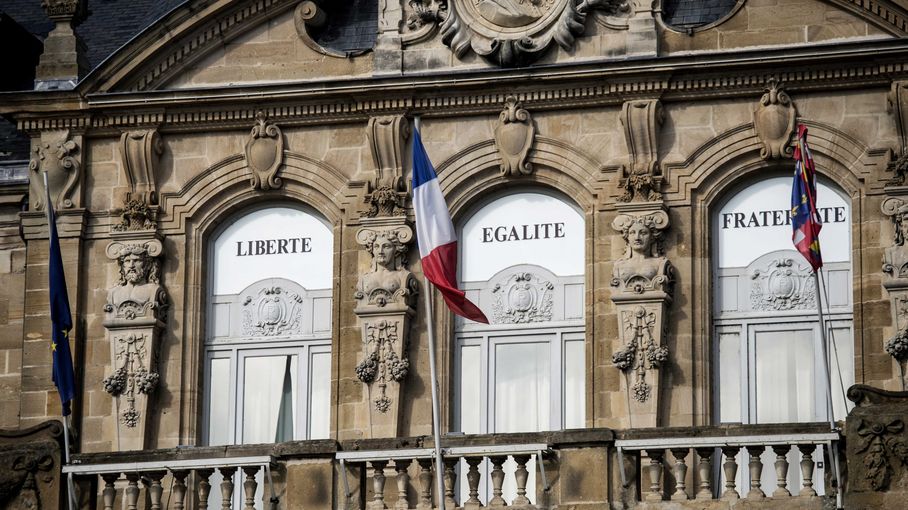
[48,202,76,416]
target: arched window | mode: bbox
[203,205,333,446]
[713,176,854,425]
[455,191,586,436]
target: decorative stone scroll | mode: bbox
[495,96,535,177]
[618,99,663,203]
[354,223,418,437]
[440,0,628,67]
[245,111,284,191]
[28,129,81,211]
[845,385,908,506]
[402,0,448,46]
[753,80,796,160]
[102,235,167,450]
[610,207,673,426]
[114,129,162,232]
[881,196,908,388]
[364,115,410,217]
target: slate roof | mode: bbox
[663,0,738,29]
[313,0,377,54]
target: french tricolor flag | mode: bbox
[412,128,489,324]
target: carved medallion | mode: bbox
[753,80,796,160]
[491,272,554,323]
[441,0,628,67]
[245,111,284,191]
[495,96,535,176]
[242,286,304,336]
[749,258,816,311]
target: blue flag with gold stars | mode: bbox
[48,202,75,416]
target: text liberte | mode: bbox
[236,238,312,256]
[721,206,846,229]
[481,223,566,243]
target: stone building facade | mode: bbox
[2,0,908,509]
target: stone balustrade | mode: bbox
[615,423,842,508]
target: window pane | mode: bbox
[564,338,585,428]
[243,355,297,444]
[829,325,854,420]
[459,344,482,434]
[495,342,550,432]
[208,358,230,446]
[309,351,331,439]
[718,331,741,423]
[754,329,814,423]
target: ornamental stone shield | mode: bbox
[491,271,554,323]
[749,258,816,311]
[441,0,628,67]
[241,286,304,337]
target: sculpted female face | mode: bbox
[373,236,396,268]
[627,222,653,255]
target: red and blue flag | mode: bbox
[791,124,823,272]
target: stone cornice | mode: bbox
[6,39,908,133]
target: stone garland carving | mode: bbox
[753,80,796,160]
[881,197,908,376]
[104,240,167,322]
[618,99,663,203]
[846,385,908,496]
[495,96,536,176]
[29,129,81,211]
[355,320,410,412]
[245,111,284,191]
[364,116,410,218]
[112,199,157,232]
[102,333,159,427]
[242,286,304,336]
[612,306,668,402]
[855,418,908,491]
[610,211,673,294]
[491,272,553,324]
[0,421,62,510]
[440,0,628,67]
[749,258,816,311]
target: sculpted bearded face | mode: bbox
[122,253,148,284]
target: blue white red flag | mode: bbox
[412,129,489,324]
[791,124,823,272]
[47,198,76,416]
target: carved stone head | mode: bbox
[612,211,669,259]
[357,227,413,272]
[106,241,162,286]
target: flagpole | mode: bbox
[422,277,447,509]
[43,171,77,509]
[811,271,835,432]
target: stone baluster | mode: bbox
[220,466,238,509]
[125,473,140,510]
[443,457,458,509]
[644,449,664,502]
[797,445,818,497]
[464,457,483,510]
[197,469,215,510]
[417,459,434,510]
[746,446,766,500]
[171,470,189,510]
[145,471,166,510]
[512,455,532,506]
[242,466,260,510]
[721,446,740,500]
[488,456,508,506]
[670,449,689,500]
[694,448,713,500]
[101,473,118,510]
[394,460,411,510]
[371,460,389,510]
[772,445,792,497]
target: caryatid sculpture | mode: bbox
[102,239,167,449]
[610,210,674,426]
[881,198,908,388]
[354,225,418,436]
